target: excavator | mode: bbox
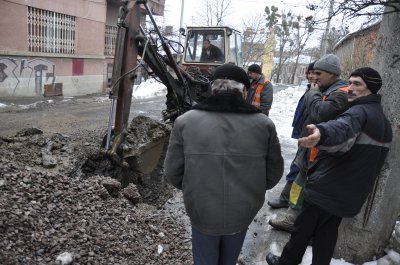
[103,0,244,173]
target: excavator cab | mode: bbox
[181,27,243,67]
[177,26,244,102]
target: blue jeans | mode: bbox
[286,162,300,182]
[191,226,247,265]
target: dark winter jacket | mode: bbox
[200,44,223,62]
[291,86,310,139]
[164,92,284,235]
[246,75,273,116]
[304,94,392,217]
[293,79,349,170]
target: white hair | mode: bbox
[211,79,245,95]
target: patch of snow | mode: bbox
[133,78,167,99]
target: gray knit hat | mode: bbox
[314,54,341,76]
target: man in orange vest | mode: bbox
[246,64,273,116]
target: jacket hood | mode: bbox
[193,92,260,114]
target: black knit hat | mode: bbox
[350,67,382,94]
[247,64,262,75]
[307,61,316,73]
[213,64,250,89]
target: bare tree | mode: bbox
[241,14,268,67]
[290,15,315,83]
[265,6,295,83]
[307,0,400,24]
[196,0,233,26]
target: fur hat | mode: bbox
[350,67,382,94]
[212,64,250,89]
[247,64,262,75]
[314,54,341,76]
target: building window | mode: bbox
[27,6,76,54]
[105,24,118,56]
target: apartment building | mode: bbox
[0,0,165,97]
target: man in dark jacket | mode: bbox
[268,61,317,209]
[269,54,349,232]
[200,39,223,62]
[164,64,284,265]
[266,67,393,265]
[246,64,273,116]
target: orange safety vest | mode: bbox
[309,86,349,162]
[252,80,271,109]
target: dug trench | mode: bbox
[0,116,192,264]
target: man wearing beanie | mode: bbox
[268,54,349,233]
[164,64,284,265]
[247,64,274,116]
[266,66,392,265]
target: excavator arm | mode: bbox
[103,0,206,170]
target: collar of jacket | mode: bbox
[349,93,381,107]
[251,75,265,86]
[320,79,348,95]
[193,92,261,113]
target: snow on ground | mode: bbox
[133,78,167,99]
[2,78,398,264]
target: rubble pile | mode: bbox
[0,122,192,264]
[0,163,192,264]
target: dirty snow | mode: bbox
[1,77,398,264]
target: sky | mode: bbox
[163,0,317,30]
[160,0,353,51]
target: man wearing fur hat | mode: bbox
[164,64,284,265]
[247,64,274,116]
[269,54,349,233]
[266,67,392,265]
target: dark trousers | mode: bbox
[279,202,342,265]
[191,226,247,265]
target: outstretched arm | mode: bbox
[298,124,321,148]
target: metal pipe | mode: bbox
[105,98,116,150]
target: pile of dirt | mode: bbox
[0,116,192,264]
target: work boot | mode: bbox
[266,253,282,265]
[268,181,292,209]
[268,207,299,233]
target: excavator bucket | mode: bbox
[123,115,170,174]
[125,137,167,174]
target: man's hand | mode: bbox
[310,82,319,90]
[298,124,321,148]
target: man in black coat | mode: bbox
[266,67,393,265]
[200,39,223,62]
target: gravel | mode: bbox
[0,120,192,265]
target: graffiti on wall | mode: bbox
[0,57,56,96]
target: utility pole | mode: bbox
[178,0,185,53]
[321,0,334,55]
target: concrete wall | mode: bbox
[0,56,105,97]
